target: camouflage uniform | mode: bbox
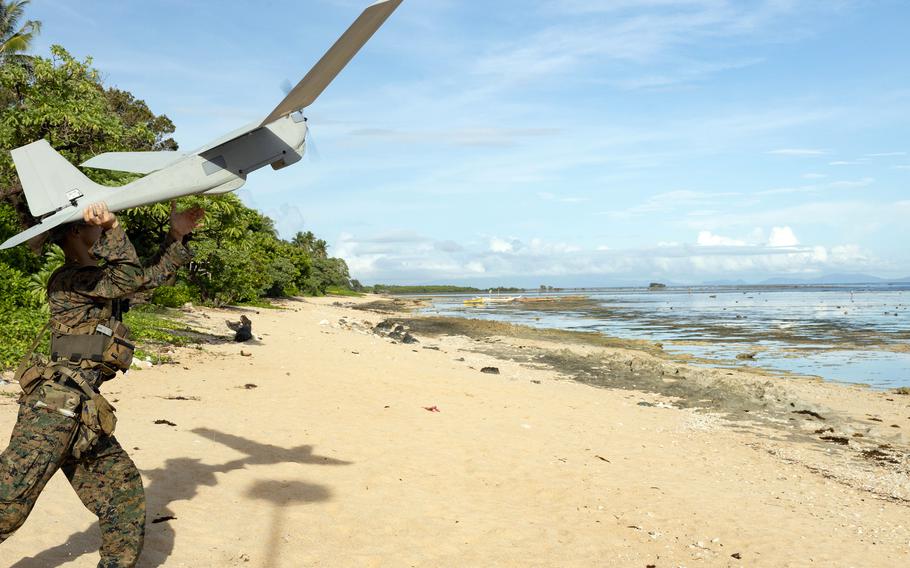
[0,224,191,568]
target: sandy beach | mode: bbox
[2,295,909,567]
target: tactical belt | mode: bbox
[51,319,106,335]
[50,319,135,372]
[51,333,109,363]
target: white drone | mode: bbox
[1,0,403,249]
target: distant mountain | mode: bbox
[759,273,910,285]
[703,279,749,286]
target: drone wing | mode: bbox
[260,0,403,126]
[81,151,188,174]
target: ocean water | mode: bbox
[420,285,910,390]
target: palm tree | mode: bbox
[293,230,328,258]
[0,0,41,61]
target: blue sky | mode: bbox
[26,0,910,285]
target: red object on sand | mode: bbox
[423,406,440,412]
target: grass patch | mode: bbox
[894,387,910,395]
[124,307,198,346]
[326,286,364,297]
[125,305,221,368]
[133,348,174,366]
[234,298,284,310]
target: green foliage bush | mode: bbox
[0,307,46,367]
[264,254,300,298]
[150,282,197,308]
[26,244,64,306]
[0,262,38,310]
[189,238,270,305]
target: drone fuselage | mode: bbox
[113,113,309,207]
[1,0,402,250]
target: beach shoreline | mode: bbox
[1,294,908,566]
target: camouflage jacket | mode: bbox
[47,225,192,336]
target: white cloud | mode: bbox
[332,230,884,284]
[768,148,827,156]
[830,244,868,264]
[696,231,746,246]
[489,237,514,253]
[801,172,827,179]
[865,152,906,157]
[767,226,799,247]
[528,238,582,254]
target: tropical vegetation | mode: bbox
[0,0,40,63]
[0,3,352,367]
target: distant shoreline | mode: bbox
[405,287,909,390]
[377,281,910,295]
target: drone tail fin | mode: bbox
[12,139,103,218]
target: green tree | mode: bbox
[0,43,354,312]
[0,46,173,226]
[104,87,177,151]
[0,0,40,62]
[292,230,328,259]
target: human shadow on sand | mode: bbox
[11,428,351,568]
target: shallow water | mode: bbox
[421,285,910,389]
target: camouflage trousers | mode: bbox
[0,386,146,568]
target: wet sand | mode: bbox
[1,295,909,567]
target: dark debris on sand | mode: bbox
[373,320,418,344]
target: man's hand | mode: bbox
[168,201,205,240]
[83,202,118,230]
